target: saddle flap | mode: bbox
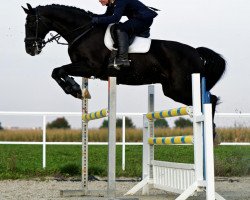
[104,24,151,54]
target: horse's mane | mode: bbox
[37,4,92,18]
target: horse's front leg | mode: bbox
[51,64,82,99]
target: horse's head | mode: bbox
[22,4,49,56]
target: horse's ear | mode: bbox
[27,3,33,11]
[22,6,29,14]
[22,4,35,15]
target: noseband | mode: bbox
[24,8,94,51]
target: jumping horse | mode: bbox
[22,4,226,137]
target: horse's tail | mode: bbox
[196,47,226,90]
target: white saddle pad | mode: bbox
[104,24,151,53]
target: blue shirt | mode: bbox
[96,0,158,24]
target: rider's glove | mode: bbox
[91,17,99,25]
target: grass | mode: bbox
[0,145,249,180]
[0,128,249,179]
[214,146,250,176]
[0,127,250,142]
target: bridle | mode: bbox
[24,8,94,52]
[24,9,47,52]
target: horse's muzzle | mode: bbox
[24,38,44,56]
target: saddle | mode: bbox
[104,24,151,54]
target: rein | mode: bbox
[44,21,94,47]
[68,23,94,48]
[25,8,94,51]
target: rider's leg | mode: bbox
[113,28,130,67]
[108,19,153,69]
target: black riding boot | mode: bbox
[108,29,130,69]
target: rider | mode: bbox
[91,0,158,69]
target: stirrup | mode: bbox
[108,58,130,70]
[108,59,121,70]
[115,58,130,68]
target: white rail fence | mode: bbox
[0,111,249,169]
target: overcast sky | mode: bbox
[0,0,250,128]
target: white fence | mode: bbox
[0,111,250,169]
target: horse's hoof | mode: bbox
[76,93,83,99]
[82,89,91,99]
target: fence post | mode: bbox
[142,85,154,194]
[192,74,204,184]
[122,115,126,171]
[204,104,215,199]
[42,115,46,169]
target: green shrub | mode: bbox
[174,117,192,128]
[154,119,169,128]
[100,117,135,128]
[0,122,3,130]
[47,117,71,129]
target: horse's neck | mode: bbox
[40,7,90,43]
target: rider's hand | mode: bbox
[91,17,99,25]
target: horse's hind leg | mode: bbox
[210,94,219,139]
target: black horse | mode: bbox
[22,4,226,136]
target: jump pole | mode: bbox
[82,77,89,194]
[81,78,117,196]
[125,73,225,200]
[60,77,117,199]
[107,77,117,197]
[81,77,117,197]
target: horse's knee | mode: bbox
[51,68,59,79]
[51,67,66,79]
